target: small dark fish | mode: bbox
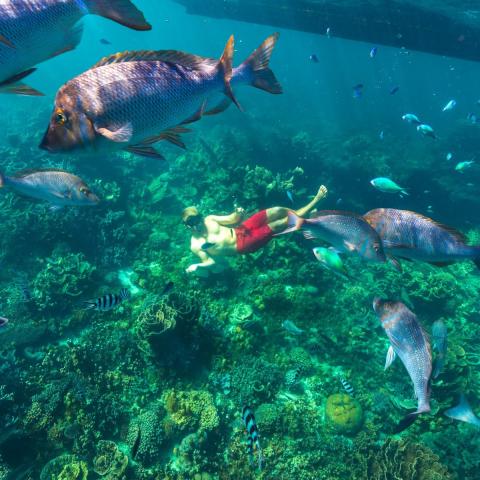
[432,319,447,378]
[389,85,399,95]
[0,317,8,327]
[309,54,319,63]
[131,426,141,459]
[445,394,480,427]
[340,378,354,396]
[201,242,217,250]
[83,288,131,311]
[242,406,262,470]
[16,279,32,302]
[286,190,294,203]
[161,281,174,296]
[352,83,363,98]
[100,38,112,45]
[369,47,377,58]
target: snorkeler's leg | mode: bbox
[295,185,328,217]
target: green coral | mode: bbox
[325,393,364,434]
[40,455,88,480]
[163,390,219,433]
[93,440,128,479]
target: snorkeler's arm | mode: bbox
[186,249,216,273]
[206,208,245,227]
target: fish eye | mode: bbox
[80,186,90,195]
[55,110,67,126]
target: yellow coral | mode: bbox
[325,393,364,434]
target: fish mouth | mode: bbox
[39,133,55,152]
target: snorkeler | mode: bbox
[184,185,328,273]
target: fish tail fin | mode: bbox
[393,413,418,434]
[240,33,282,94]
[81,301,97,310]
[86,0,151,31]
[274,211,304,236]
[218,35,241,111]
[393,403,430,433]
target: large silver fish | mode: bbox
[40,33,282,159]
[0,168,99,207]
[282,210,386,263]
[364,208,480,269]
[0,0,151,96]
[373,298,432,423]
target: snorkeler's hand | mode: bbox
[186,264,198,273]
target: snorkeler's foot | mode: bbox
[314,185,328,202]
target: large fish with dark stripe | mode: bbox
[83,288,130,311]
[373,298,432,432]
[364,208,480,269]
[242,406,262,470]
[0,0,151,96]
[40,33,282,159]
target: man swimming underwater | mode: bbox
[184,185,328,273]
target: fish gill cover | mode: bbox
[0,0,479,479]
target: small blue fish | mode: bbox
[83,289,131,311]
[402,113,421,125]
[287,190,294,204]
[446,152,453,161]
[352,83,363,98]
[379,130,384,140]
[445,394,480,427]
[455,160,474,172]
[242,406,262,469]
[340,378,354,396]
[282,320,304,335]
[309,54,319,63]
[417,124,436,139]
[100,38,111,45]
[326,27,331,38]
[467,112,478,124]
[389,85,399,95]
[442,99,456,112]
[369,47,377,58]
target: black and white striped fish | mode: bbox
[242,406,262,470]
[340,378,354,396]
[83,289,131,311]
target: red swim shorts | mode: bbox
[235,210,274,254]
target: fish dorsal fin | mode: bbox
[13,168,69,178]
[91,49,217,70]
[311,210,365,219]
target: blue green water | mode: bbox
[1,1,480,478]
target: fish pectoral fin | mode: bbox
[139,126,191,149]
[343,241,356,252]
[384,345,397,370]
[49,204,64,212]
[387,255,403,272]
[125,145,165,160]
[0,34,15,49]
[95,122,133,143]
[0,69,44,96]
[181,100,207,125]
[204,98,232,116]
